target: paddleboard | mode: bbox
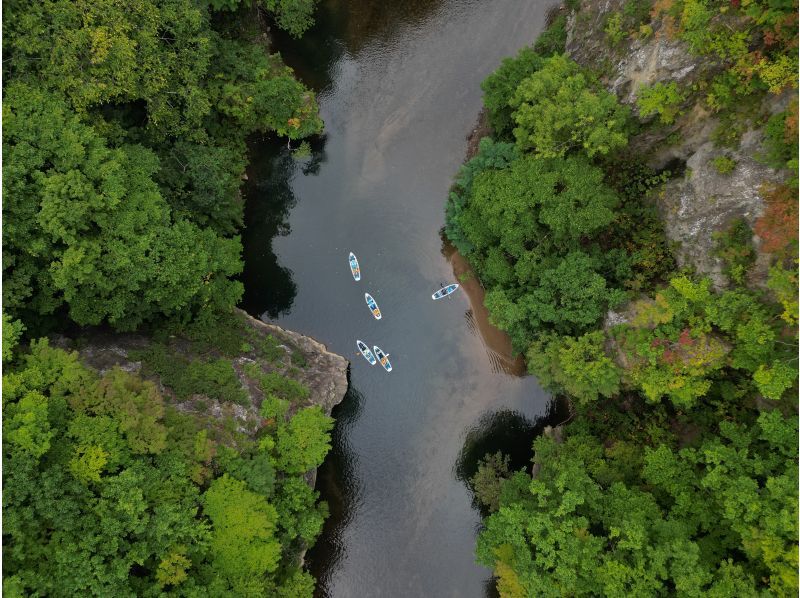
[373,345,392,372]
[365,293,382,319]
[357,340,376,365]
[349,252,361,281]
[432,283,459,300]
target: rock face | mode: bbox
[564,0,789,287]
[566,0,717,109]
[245,313,350,416]
[659,131,785,287]
[60,308,349,427]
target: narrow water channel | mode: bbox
[241,1,555,595]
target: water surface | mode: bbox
[242,1,554,595]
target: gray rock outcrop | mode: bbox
[58,308,349,429]
[565,0,790,287]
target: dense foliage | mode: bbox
[448,2,798,595]
[510,54,630,158]
[3,0,332,594]
[477,411,798,596]
[3,0,322,332]
[2,328,332,596]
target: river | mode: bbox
[241,1,556,595]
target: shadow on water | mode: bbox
[240,136,328,318]
[454,397,572,508]
[483,577,501,598]
[268,0,449,90]
[305,383,364,596]
[459,399,571,598]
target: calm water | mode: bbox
[241,1,555,595]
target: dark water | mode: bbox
[241,1,555,595]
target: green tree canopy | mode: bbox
[453,153,624,343]
[481,46,545,136]
[527,331,621,404]
[477,412,798,596]
[3,339,332,596]
[3,82,243,330]
[510,54,630,158]
[457,154,619,264]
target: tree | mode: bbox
[2,313,25,364]
[208,38,323,139]
[528,252,623,334]
[445,138,518,254]
[484,252,623,342]
[477,412,798,596]
[470,451,512,512]
[275,406,333,474]
[457,154,619,263]
[4,338,333,595]
[4,0,323,335]
[480,47,544,136]
[754,183,798,256]
[510,54,630,158]
[156,140,248,235]
[767,260,799,325]
[2,341,209,596]
[262,0,319,38]
[452,153,625,343]
[527,331,621,404]
[202,475,282,590]
[3,83,243,329]
[4,0,214,137]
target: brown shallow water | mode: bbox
[241,1,556,595]
[444,241,527,376]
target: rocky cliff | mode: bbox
[56,308,349,448]
[565,0,791,288]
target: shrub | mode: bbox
[134,344,249,405]
[767,261,799,325]
[637,82,686,124]
[762,102,799,183]
[605,12,626,46]
[251,369,309,404]
[534,14,568,56]
[711,155,736,174]
[754,183,798,255]
[713,218,756,284]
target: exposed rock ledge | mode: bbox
[55,307,349,441]
[245,312,350,417]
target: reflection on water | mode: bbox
[455,397,570,486]
[241,136,329,318]
[270,0,449,90]
[306,385,364,587]
[456,410,539,488]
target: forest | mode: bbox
[446,0,799,595]
[3,0,333,595]
[3,0,798,594]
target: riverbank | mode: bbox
[447,0,798,594]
